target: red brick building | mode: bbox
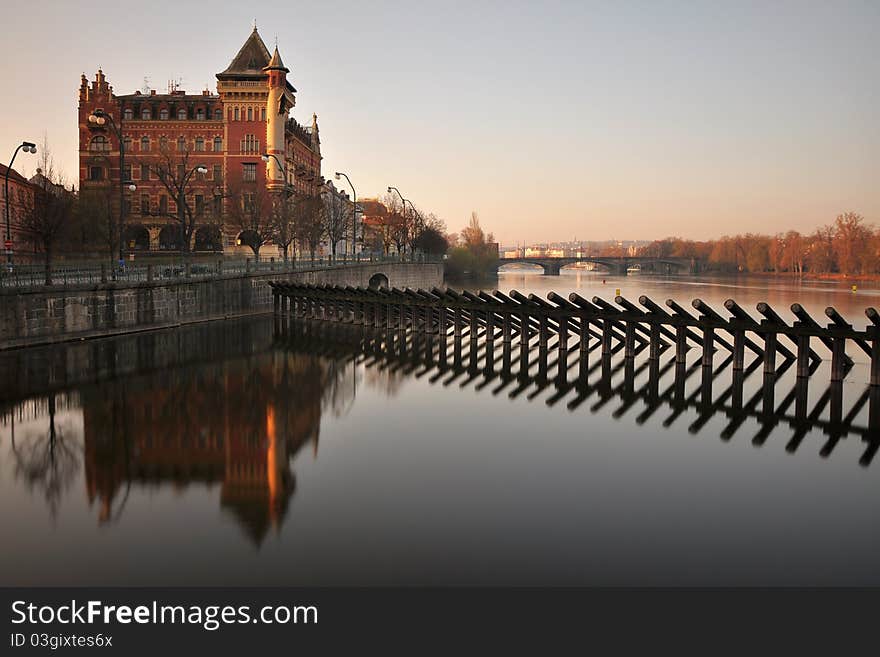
[78,27,322,255]
[1,164,36,262]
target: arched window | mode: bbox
[123,108,133,120]
[213,137,222,152]
[234,107,239,121]
[195,137,205,152]
[215,108,223,121]
[196,108,205,120]
[178,108,187,120]
[260,108,266,121]
[140,136,150,152]
[247,106,253,121]
[141,108,151,120]
[89,135,109,151]
[159,108,168,120]
[122,137,132,153]
[177,136,186,152]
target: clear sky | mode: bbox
[2,0,877,244]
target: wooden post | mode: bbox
[539,314,549,348]
[764,329,777,374]
[675,325,687,364]
[602,319,613,356]
[732,329,745,371]
[454,308,462,338]
[870,327,879,387]
[831,336,846,382]
[796,333,811,378]
[624,321,636,359]
[702,326,714,367]
[649,322,661,361]
[503,312,512,343]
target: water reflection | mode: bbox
[1,319,358,546]
[275,318,879,468]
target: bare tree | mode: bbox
[295,194,325,261]
[323,189,350,261]
[271,192,297,263]
[139,142,206,255]
[20,141,74,284]
[226,182,275,259]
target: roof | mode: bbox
[264,46,288,73]
[218,27,272,78]
[0,163,31,187]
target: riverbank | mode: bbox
[0,261,443,350]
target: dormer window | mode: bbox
[141,108,151,120]
[196,108,205,120]
[123,108,133,120]
[159,108,169,120]
[178,108,187,120]
[214,109,222,121]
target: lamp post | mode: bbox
[335,172,357,257]
[4,141,37,273]
[87,109,127,266]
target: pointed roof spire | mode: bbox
[264,45,288,73]
[218,26,272,77]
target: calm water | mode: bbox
[1,271,878,586]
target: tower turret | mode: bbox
[264,47,291,192]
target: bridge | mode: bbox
[494,256,700,275]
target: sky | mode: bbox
[2,0,878,245]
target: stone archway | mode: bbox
[368,272,389,290]
[158,225,182,251]
[122,224,150,251]
[194,226,223,252]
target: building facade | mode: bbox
[77,27,322,255]
[1,164,35,263]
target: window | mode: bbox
[212,164,222,182]
[140,136,150,152]
[141,194,150,215]
[122,136,132,152]
[159,108,169,120]
[214,108,222,121]
[196,108,205,120]
[89,166,104,180]
[240,134,259,154]
[159,195,168,215]
[260,108,266,121]
[242,163,256,182]
[123,108,133,120]
[195,137,205,152]
[243,192,255,212]
[234,107,239,121]
[178,108,187,120]
[213,137,222,152]
[141,108,151,120]
[89,135,110,151]
[195,195,204,217]
[141,164,150,180]
[247,107,253,121]
[123,164,132,181]
[177,164,185,179]
[213,194,223,216]
[177,137,186,152]
[159,136,168,151]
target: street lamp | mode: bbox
[4,141,37,273]
[335,172,358,257]
[88,108,130,265]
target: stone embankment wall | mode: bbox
[0,262,443,349]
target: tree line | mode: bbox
[630,212,879,275]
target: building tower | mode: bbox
[264,47,291,192]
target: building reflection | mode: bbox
[80,351,353,545]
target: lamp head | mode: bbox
[387,186,393,193]
[127,184,137,192]
[334,172,341,180]
[21,141,36,154]
[261,154,270,162]
[196,166,208,174]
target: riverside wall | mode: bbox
[0,262,443,349]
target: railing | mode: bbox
[269,283,880,388]
[0,254,442,289]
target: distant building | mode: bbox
[77,27,323,255]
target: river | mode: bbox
[1,270,878,585]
